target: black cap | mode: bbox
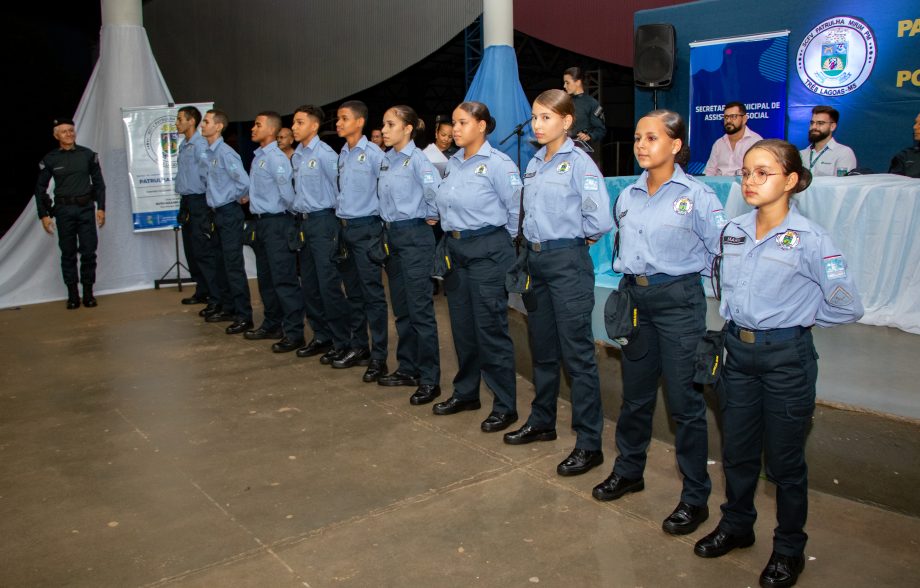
[53,118,75,128]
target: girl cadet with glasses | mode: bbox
[694,139,862,588]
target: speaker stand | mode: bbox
[154,226,194,291]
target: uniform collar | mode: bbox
[533,137,574,163]
[255,141,281,158]
[453,140,492,162]
[736,203,811,240]
[206,136,225,152]
[395,139,417,157]
[342,135,369,154]
[633,164,694,195]
[809,137,840,152]
[297,134,321,154]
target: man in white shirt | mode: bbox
[799,105,857,177]
[704,102,763,176]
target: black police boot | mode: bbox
[82,284,98,307]
[66,284,80,310]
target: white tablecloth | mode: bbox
[724,174,920,334]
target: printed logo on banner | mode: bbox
[796,16,876,96]
[143,115,179,162]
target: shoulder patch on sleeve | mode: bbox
[828,285,854,307]
[423,170,435,184]
[508,172,522,187]
[583,174,599,191]
[823,255,847,280]
[712,209,728,228]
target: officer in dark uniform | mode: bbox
[888,112,920,178]
[174,106,211,306]
[35,118,106,309]
[563,67,606,154]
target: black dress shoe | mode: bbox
[502,424,557,445]
[592,472,645,501]
[377,371,420,387]
[432,396,481,414]
[694,527,756,558]
[272,337,306,353]
[362,360,388,382]
[295,339,333,358]
[332,348,371,369]
[82,295,98,308]
[66,297,81,310]
[410,384,441,405]
[759,552,804,588]
[225,320,254,335]
[205,310,236,323]
[199,304,220,317]
[320,348,346,365]
[481,412,518,432]
[243,326,283,340]
[557,448,604,476]
[662,501,709,535]
[181,295,207,305]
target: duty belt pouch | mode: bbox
[367,229,389,266]
[505,247,536,312]
[202,210,216,240]
[431,233,452,280]
[242,219,256,248]
[331,227,349,264]
[288,218,305,252]
[178,198,191,226]
[604,287,645,360]
[693,323,728,385]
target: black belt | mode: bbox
[253,212,288,219]
[623,272,697,287]
[727,321,810,344]
[384,218,427,231]
[180,192,206,198]
[339,215,381,227]
[527,238,586,252]
[291,208,335,221]
[55,194,92,206]
[448,225,501,239]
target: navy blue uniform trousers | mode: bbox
[385,221,440,386]
[339,219,389,360]
[443,229,516,414]
[298,212,349,350]
[209,202,252,322]
[613,274,711,507]
[252,215,304,341]
[719,328,818,557]
[54,203,97,285]
[525,244,603,450]
[179,194,211,300]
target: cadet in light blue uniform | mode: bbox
[334,100,390,382]
[246,111,304,352]
[376,105,441,403]
[694,140,863,588]
[503,90,614,477]
[431,101,520,426]
[199,109,252,333]
[174,106,211,306]
[290,104,351,364]
[593,110,724,540]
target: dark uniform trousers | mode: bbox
[613,274,711,506]
[385,222,440,385]
[54,203,97,285]
[210,202,252,322]
[719,329,818,557]
[298,212,349,349]
[526,244,603,450]
[179,194,211,299]
[252,215,304,341]
[443,229,516,414]
[339,219,389,360]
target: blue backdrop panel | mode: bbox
[464,45,536,171]
[635,0,920,174]
[688,33,788,175]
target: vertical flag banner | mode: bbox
[688,32,789,175]
[122,102,213,232]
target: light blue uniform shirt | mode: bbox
[249,141,294,214]
[719,205,864,330]
[175,131,208,195]
[522,137,613,242]
[291,135,338,213]
[377,140,438,222]
[336,136,384,219]
[613,165,725,276]
[435,141,521,237]
[205,137,249,208]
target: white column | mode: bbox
[483,0,514,48]
[101,0,142,26]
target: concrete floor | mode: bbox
[1,285,918,587]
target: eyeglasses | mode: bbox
[809,120,831,127]
[738,169,782,184]
[723,114,745,121]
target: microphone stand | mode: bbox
[500,117,530,171]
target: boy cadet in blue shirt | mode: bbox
[246,111,304,353]
[333,100,389,382]
[199,109,253,334]
[174,106,211,307]
[290,104,351,363]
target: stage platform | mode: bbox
[1,284,918,587]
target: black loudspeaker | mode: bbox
[634,24,676,88]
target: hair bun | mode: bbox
[796,168,812,193]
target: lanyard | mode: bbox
[809,145,829,170]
